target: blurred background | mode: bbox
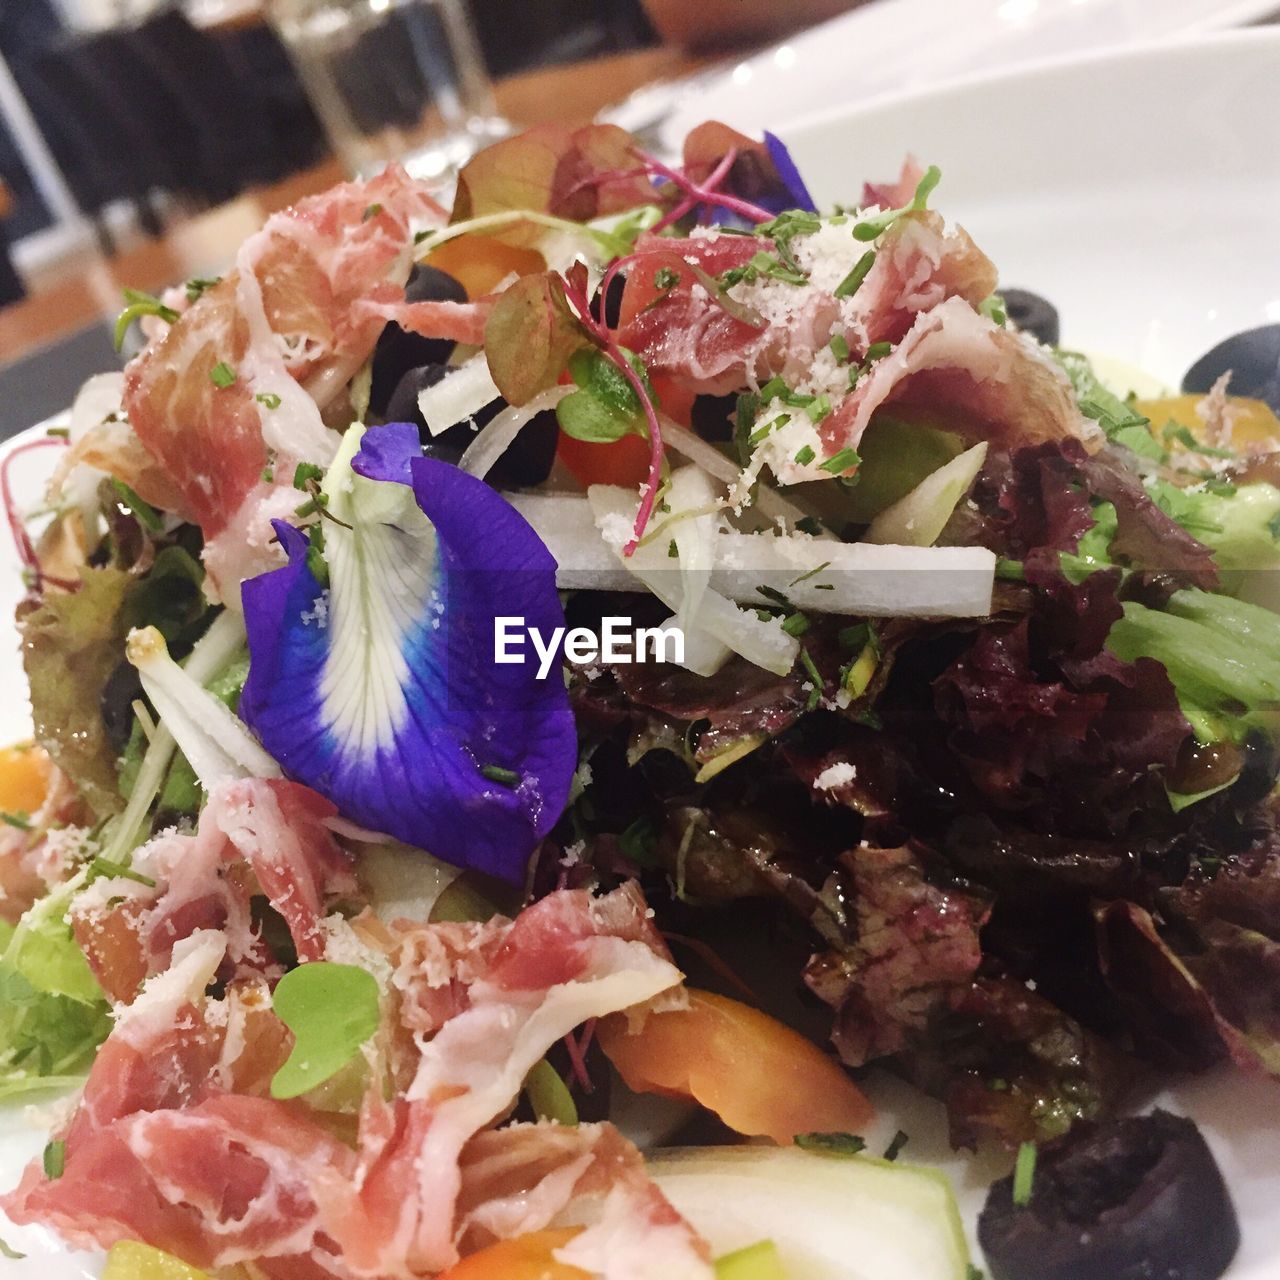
[0,0,1275,430]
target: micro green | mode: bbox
[270,962,380,1100]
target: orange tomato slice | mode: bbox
[425,237,546,300]
[598,988,873,1147]
[0,744,53,818]
[440,1229,589,1280]
[1134,394,1280,451]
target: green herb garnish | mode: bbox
[795,1131,866,1155]
[1012,1141,1037,1206]
[210,361,238,389]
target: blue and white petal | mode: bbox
[239,421,576,882]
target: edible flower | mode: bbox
[239,421,576,881]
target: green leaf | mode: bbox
[1054,349,1152,439]
[270,962,381,1100]
[483,271,588,406]
[794,1131,867,1156]
[1106,589,1280,744]
[1150,480,1280,582]
[852,165,942,241]
[524,1058,578,1125]
[22,568,133,815]
[556,346,653,443]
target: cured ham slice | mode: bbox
[457,1124,711,1280]
[616,212,997,399]
[5,886,702,1280]
[820,295,1098,454]
[72,778,356,998]
[120,167,445,597]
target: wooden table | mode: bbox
[0,45,708,367]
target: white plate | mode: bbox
[6,28,1280,1277]
[607,0,1280,154]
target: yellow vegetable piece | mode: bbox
[716,1240,789,1279]
[1134,394,1280,451]
[0,744,52,819]
[103,1241,210,1280]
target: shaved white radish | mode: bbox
[416,353,500,436]
[866,441,988,547]
[659,414,822,530]
[589,484,797,676]
[459,385,571,479]
[510,492,995,621]
[666,466,719,636]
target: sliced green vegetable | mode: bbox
[649,1145,971,1280]
[524,1058,578,1126]
[715,1240,787,1280]
[270,962,380,1100]
[1012,1141,1036,1206]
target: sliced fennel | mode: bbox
[509,492,996,621]
[648,1146,970,1280]
[416,353,499,437]
[866,442,987,547]
[589,483,796,677]
[459,384,571,479]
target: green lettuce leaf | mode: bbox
[0,878,111,1098]
[1150,479,1280,586]
[1106,588,1280,743]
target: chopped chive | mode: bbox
[1012,1141,1037,1207]
[210,361,237,389]
[833,249,876,299]
[829,333,850,363]
[481,764,521,787]
[293,461,325,490]
[865,341,893,361]
[793,444,816,466]
[799,647,824,710]
[111,478,164,532]
[782,612,810,637]
[261,465,275,483]
[838,623,870,650]
[795,1131,866,1156]
[43,1140,65,1180]
[0,1237,25,1260]
[1,811,31,830]
[305,524,329,588]
[294,493,329,519]
[363,202,384,220]
[790,560,831,587]
[86,856,157,887]
[667,539,679,558]
[185,275,222,303]
[808,394,832,422]
[653,266,679,290]
[883,1129,909,1161]
[45,425,70,439]
[256,391,283,410]
[113,287,180,350]
[756,584,793,610]
[819,447,860,475]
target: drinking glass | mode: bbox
[267,0,508,180]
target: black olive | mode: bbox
[384,364,559,489]
[101,660,144,754]
[1183,323,1280,413]
[978,1110,1239,1280]
[591,272,626,330]
[369,265,468,417]
[690,392,737,443]
[1001,289,1060,347]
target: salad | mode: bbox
[0,119,1278,1280]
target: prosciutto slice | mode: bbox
[5,886,705,1280]
[72,778,356,1000]
[120,167,445,597]
[820,295,1099,454]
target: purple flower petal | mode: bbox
[240,423,576,882]
[763,130,817,214]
